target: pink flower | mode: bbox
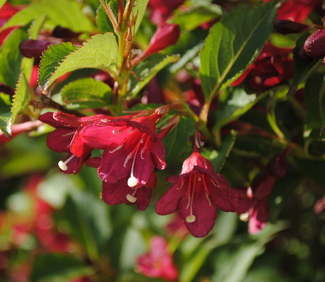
[232,43,293,91]
[156,151,251,237]
[79,109,167,187]
[39,112,108,173]
[136,236,178,281]
[102,173,156,210]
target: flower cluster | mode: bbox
[40,109,255,237]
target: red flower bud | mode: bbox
[274,20,308,34]
[304,29,325,58]
[20,39,52,59]
[143,23,180,58]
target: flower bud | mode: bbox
[20,39,51,59]
[143,23,180,58]
[274,20,308,34]
[303,29,325,58]
[52,26,79,39]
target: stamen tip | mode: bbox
[185,215,196,223]
[240,213,249,222]
[58,160,68,171]
[127,176,139,188]
[126,194,137,203]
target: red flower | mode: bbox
[0,3,20,27]
[156,151,251,237]
[39,112,108,173]
[264,0,319,22]
[246,151,288,233]
[304,29,325,59]
[232,43,293,91]
[149,0,184,25]
[246,176,276,234]
[102,173,156,210]
[79,110,167,187]
[136,236,178,281]
[133,23,180,65]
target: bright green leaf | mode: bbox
[133,0,149,33]
[30,253,93,282]
[0,0,6,8]
[173,2,222,31]
[39,42,77,88]
[8,73,33,130]
[200,2,276,98]
[213,88,264,130]
[130,54,179,98]
[3,0,94,32]
[61,78,112,109]
[45,33,118,89]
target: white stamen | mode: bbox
[58,161,68,171]
[127,176,139,188]
[58,155,74,171]
[126,194,137,203]
[240,213,249,222]
[109,144,123,154]
[186,215,196,223]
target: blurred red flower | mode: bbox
[232,43,293,91]
[136,236,178,281]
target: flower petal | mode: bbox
[156,182,183,215]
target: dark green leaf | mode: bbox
[44,33,118,90]
[164,116,196,170]
[130,54,179,98]
[0,29,27,88]
[39,42,77,88]
[30,253,93,282]
[60,190,111,259]
[3,0,94,32]
[60,78,111,109]
[304,73,325,130]
[207,131,237,172]
[199,2,276,98]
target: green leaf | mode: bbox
[0,29,27,88]
[133,0,149,33]
[28,15,47,40]
[199,2,276,98]
[44,33,118,90]
[96,4,114,33]
[164,116,196,170]
[8,73,33,130]
[61,78,112,109]
[30,253,93,282]
[213,88,264,130]
[180,212,238,282]
[130,54,179,98]
[172,2,222,31]
[59,190,111,259]
[304,73,325,130]
[39,42,77,88]
[0,94,11,134]
[207,131,237,172]
[0,1,6,8]
[2,0,94,32]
